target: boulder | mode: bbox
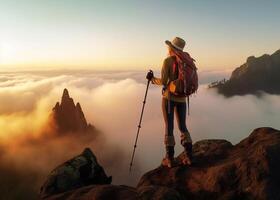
[40,148,112,198]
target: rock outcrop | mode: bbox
[210,49,280,96]
[40,148,112,199]
[52,88,95,133]
[138,127,280,200]
[41,127,280,200]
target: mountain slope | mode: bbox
[210,49,280,96]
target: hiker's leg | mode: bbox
[162,98,175,162]
[175,101,192,164]
[175,101,192,145]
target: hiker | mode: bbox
[146,37,198,167]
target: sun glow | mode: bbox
[0,41,22,64]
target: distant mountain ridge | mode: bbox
[210,49,280,96]
[52,88,95,133]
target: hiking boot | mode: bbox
[182,143,192,166]
[162,157,176,168]
[182,154,192,166]
[162,146,175,168]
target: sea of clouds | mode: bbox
[0,69,279,199]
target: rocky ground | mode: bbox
[41,127,280,200]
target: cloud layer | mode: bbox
[0,70,279,199]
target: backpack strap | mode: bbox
[172,56,179,77]
[172,62,177,74]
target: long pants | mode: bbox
[162,98,192,147]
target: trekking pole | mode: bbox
[129,76,151,172]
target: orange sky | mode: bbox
[1,1,279,71]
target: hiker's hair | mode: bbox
[168,46,176,56]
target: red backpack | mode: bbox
[168,51,198,97]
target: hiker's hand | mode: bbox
[146,70,154,81]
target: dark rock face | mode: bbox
[52,88,95,133]
[137,186,183,200]
[211,49,280,96]
[138,127,280,200]
[41,127,280,200]
[44,185,139,200]
[40,148,112,199]
[44,185,182,200]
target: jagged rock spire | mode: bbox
[76,102,82,111]
[63,88,69,98]
[52,88,92,133]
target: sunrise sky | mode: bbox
[0,0,280,71]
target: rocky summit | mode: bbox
[41,127,280,200]
[52,88,95,133]
[210,49,280,97]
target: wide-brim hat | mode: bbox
[165,37,185,51]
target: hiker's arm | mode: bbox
[152,59,169,86]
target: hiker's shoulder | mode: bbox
[163,56,176,65]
